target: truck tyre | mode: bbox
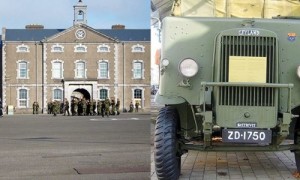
[295,120,300,172]
[154,106,181,180]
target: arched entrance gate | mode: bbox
[63,81,98,104]
[71,88,91,100]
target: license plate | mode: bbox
[222,129,271,144]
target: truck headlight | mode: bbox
[297,66,300,78]
[161,59,169,67]
[179,58,198,77]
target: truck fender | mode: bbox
[155,93,186,105]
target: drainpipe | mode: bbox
[41,41,44,113]
[122,42,125,112]
[35,42,38,103]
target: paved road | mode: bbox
[0,113,150,180]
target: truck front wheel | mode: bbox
[295,122,300,172]
[154,106,181,180]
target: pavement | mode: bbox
[150,95,299,180]
[150,147,298,180]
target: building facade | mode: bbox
[1,0,150,114]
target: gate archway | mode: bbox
[71,88,90,100]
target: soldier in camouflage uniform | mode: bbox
[71,98,75,115]
[111,99,116,115]
[36,102,39,114]
[97,100,101,116]
[135,101,140,112]
[101,101,105,117]
[47,102,53,114]
[89,100,94,116]
[32,102,35,114]
[86,100,91,115]
[78,99,82,115]
[116,99,120,115]
[74,98,78,116]
[82,98,87,116]
[129,102,134,112]
[53,101,60,116]
[105,98,111,117]
[63,98,70,116]
[33,102,38,114]
[92,99,96,115]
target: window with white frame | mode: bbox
[53,89,63,101]
[51,44,64,52]
[131,44,145,53]
[134,89,142,99]
[133,60,143,79]
[75,60,86,78]
[97,44,110,52]
[18,88,28,107]
[99,89,108,100]
[98,61,109,79]
[16,44,30,53]
[17,60,29,79]
[74,44,87,52]
[52,60,63,79]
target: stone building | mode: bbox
[1,0,150,114]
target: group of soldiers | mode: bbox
[46,100,62,116]
[69,97,121,117]
[128,101,140,112]
[46,97,121,117]
[40,97,142,116]
[34,100,62,115]
[32,101,40,114]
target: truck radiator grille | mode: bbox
[219,86,275,106]
[218,36,277,106]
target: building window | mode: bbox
[98,60,109,79]
[53,88,63,101]
[74,44,87,52]
[134,89,142,99]
[51,60,63,79]
[75,60,86,78]
[17,60,29,79]
[97,44,110,52]
[16,44,30,53]
[132,44,145,53]
[51,44,64,52]
[18,88,28,108]
[99,89,108,100]
[133,88,143,109]
[132,60,144,79]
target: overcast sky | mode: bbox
[0,0,150,29]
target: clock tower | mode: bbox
[73,0,87,25]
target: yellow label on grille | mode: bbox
[229,56,267,83]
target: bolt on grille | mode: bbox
[218,36,277,106]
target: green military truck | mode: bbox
[154,16,300,179]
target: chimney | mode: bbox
[25,24,44,29]
[112,24,125,30]
[2,27,6,40]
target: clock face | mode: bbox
[75,29,86,39]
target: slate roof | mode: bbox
[4,29,150,42]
